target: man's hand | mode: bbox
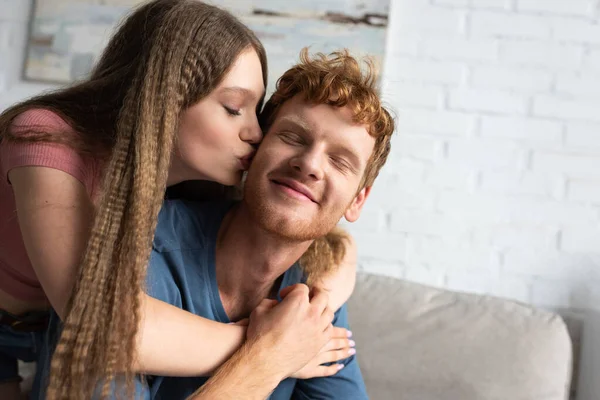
[245,284,334,381]
[291,326,355,379]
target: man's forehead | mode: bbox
[273,97,363,132]
[273,96,313,124]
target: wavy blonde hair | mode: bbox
[260,49,395,283]
[0,1,267,398]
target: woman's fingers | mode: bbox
[291,342,355,379]
[322,338,355,352]
[309,363,345,378]
[331,326,352,339]
[318,347,356,365]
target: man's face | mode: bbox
[244,95,375,241]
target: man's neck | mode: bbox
[215,204,312,321]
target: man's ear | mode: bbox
[344,186,372,223]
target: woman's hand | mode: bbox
[290,326,355,379]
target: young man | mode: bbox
[145,49,394,399]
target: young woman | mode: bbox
[0,1,357,399]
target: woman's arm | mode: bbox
[10,166,244,376]
[135,294,245,376]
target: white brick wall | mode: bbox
[516,0,595,17]
[567,122,600,150]
[501,41,585,69]
[470,65,553,91]
[1,0,600,398]
[380,1,599,397]
[382,0,600,400]
[469,11,552,39]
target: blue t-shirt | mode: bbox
[144,199,368,400]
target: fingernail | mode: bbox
[347,330,353,337]
[337,364,345,370]
[349,340,356,347]
[348,348,356,355]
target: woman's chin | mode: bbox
[217,171,244,187]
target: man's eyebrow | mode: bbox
[275,116,311,132]
[219,86,265,101]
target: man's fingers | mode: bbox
[279,285,295,299]
[255,298,278,312]
[310,287,330,315]
[320,309,335,332]
[280,283,310,300]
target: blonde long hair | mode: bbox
[0,1,267,398]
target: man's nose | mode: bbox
[289,147,325,181]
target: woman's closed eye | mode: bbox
[223,105,241,116]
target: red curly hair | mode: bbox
[259,48,394,190]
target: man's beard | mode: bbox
[243,180,342,242]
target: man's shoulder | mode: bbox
[153,199,235,252]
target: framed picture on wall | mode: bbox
[23,0,390,94]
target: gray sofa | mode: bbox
[348,273,574,400]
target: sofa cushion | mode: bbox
[348,273,573,400]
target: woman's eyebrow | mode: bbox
[220,86,264,102]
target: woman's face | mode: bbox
[169,47,265,186]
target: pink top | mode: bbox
[0,109,102,301]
